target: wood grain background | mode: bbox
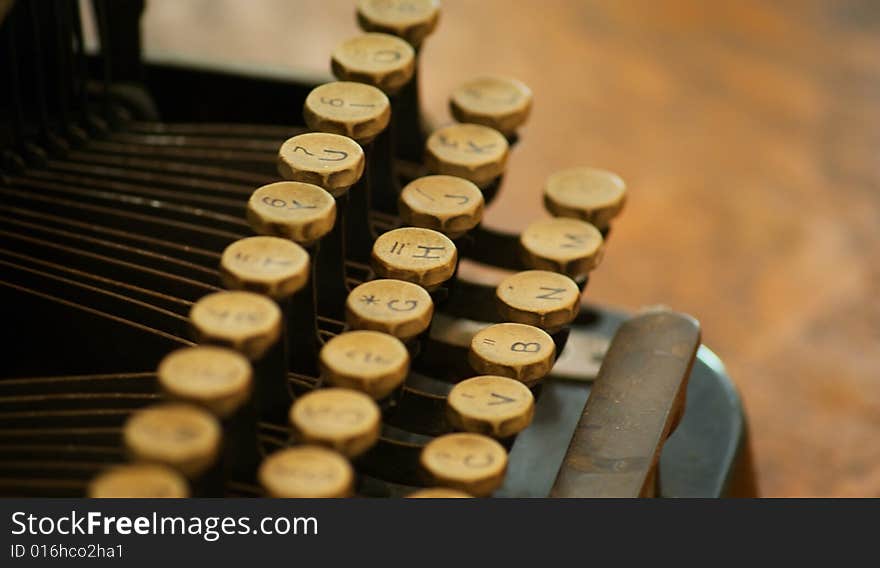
[141,0,880,497]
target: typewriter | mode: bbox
[0,0,755,498]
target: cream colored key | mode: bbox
[371,227,457,290]
[247,181,336,245]
[424,123,509,188]
[450,76,533,136]
[189,291,282,360]
[543,167,627,230]
[220,236,310,301]
[331,33,415,95]
[520,217,604,280]
[157,346,253,419]
[304,82,391,144]
[123,403,222,479]
[420,432,507,497]
[447,375,535,438]
[278,132,365,197]
[496,270,581,332]
[407,488,472,498]
[468,323,555,386]
[289,388,381,458]
[356,0,440,48]
[319,330,410,399]
[259,446,355,498]
[399,175,484,238]
[346,279,434,340]
[88,464,189,498]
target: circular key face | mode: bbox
[89,464,189,498]
[247,181,336,245]
[346,279,434,340]
[189,291,282,360]
[220,236,310,300]
[424,123,509,188]
[371,227,457,290]
[520,217,604,280]
[468,323,555,385]
[158,346,253,418]
[407,488,472,498]
[124,404,221,479]
[450,76,533,136]
[319,330,410,399]
[496,270,581,332]
[356,0,440,47]
[304,81,391,144]
[278,132,365,196]
[420,432,507,497]
[259,446,354,498]
[447,375,535,438]
[399,175,484,238]
[290,388,381,458]
[544,167,627,229]
[331,33,415,95]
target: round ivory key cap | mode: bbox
[346,279,434,340]
[189,291,282,360]
[371,227,457,290]
[450,76,533,136]
[289,388,381,458]
[407,488,473,498]
[331,33,415,95]
[220,236,310,301]
[304,82,391,144]
[157,346,253,419]
[399,175,484,238]
[278,132,365,196]
[356,0,440,48]
[88,464,189,498]
[124,404,222,479]
[496,270,581,332]
[543,167,627,229]
[447,375,535,438]
[259,446,354,498]
[420,432,508,497]
[520,217,604,280]
[319,330,410,399]
[468,323,556,385]
[247,181,336,245]
[424,124,509,188]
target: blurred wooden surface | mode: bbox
[142,0,880,497]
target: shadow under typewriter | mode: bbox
[0,1,754,498]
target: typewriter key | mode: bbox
[356,0,440,48]
[420,432,508,497]
[543,167,627,231]
[468,323,556,386]
[450,76,533,137]
[304,82,391,145]
[290,388,381,458]
[247,181,337,246]
[278,132,365,198]
[520,217,604,281]
[346,279,434,341]
[424,124,509,189]
[331,33,415,96]
[446,375,535,438]
[319,330,410,400]
[406,488,472,498]
[88,464,189,498]
[496,270,581,333]
[189,291,282,361]
[259,446,355,498]
[124,403,222,482]
[372,227,457,291]
[220,236,310,301]
[399,175,484,239]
